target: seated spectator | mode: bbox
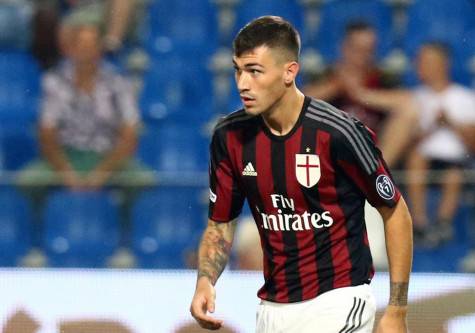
[18,22,154,262]
[303,21,417,167]
[407,43,475,247]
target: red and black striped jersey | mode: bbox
[208,96,401,303]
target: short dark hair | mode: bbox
[344,21,374,37]
[233,16,301,61]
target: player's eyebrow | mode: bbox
[233,60,265,69]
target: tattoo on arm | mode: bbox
[389,282,409,306]
[198,220,236,285]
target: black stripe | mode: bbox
[333,160,372,286]
[307,106,377,173]
[271,140,303,302]
[348,300,367,333]
[305,111,375,174]
[344,298,362,333]
[215,111,254,130]
[241,127,277,299]
[309,101,378,170]
[300,126,334,295]
[308,101,378,169]
[339,297,357,333]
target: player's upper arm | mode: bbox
[332,119,401,208]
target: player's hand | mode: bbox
[376,306,408,333]
[190,277,223,330]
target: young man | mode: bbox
[190,16,413,332]
[303,21,417,168]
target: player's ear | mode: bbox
[284,61,299,85]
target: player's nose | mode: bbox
[236,72,250,92]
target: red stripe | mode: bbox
[255,131,289,303]
[284,127,319,299]
[316,130,352,289]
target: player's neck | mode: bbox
[262,88,305,136]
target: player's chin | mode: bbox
[243,105,262,116]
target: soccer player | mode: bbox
[190,16,413,333]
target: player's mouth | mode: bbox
[241,95,255,106]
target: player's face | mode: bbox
[233,46,290,116]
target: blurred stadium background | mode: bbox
[0,0,474,332]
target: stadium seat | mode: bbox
[235,0,304,36]
[137,121,209,176]
[0,123,38,170]
[43,190,120,267]
[131,186,207,268]
[403,0,475,85]
[316,0,394,63]
[0,2,32,50]
[0,52,40,122]
[0,187,32,266]
[140,53,214,122]
[145,0,218,56]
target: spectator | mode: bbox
[32,0,140,69]
[303,21,417,167]
[18,22,153,263]
[346,42,475,247]
[406,42,475,247]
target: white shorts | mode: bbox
[256,284,376,333]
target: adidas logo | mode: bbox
[242,162,258,176]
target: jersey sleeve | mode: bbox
[333,119,401,208]
[208,127,245,222]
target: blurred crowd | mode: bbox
[0,0,474,273]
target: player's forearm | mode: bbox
[378,197,413,308]
[197,219,237,285]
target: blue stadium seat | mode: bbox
[145,0,218,56]
[235,0,304,36]
[0,52,40,122]
[0,124,38,170]
[131,186,207,268]
[0,2,32,50]
[316,0,394,62]
[43,190,120,267]
[137,121,209,176]
[0,187,32,266]
[403,0,475,85]
[140,53,213,122]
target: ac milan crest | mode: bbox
[295,154,321,188]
